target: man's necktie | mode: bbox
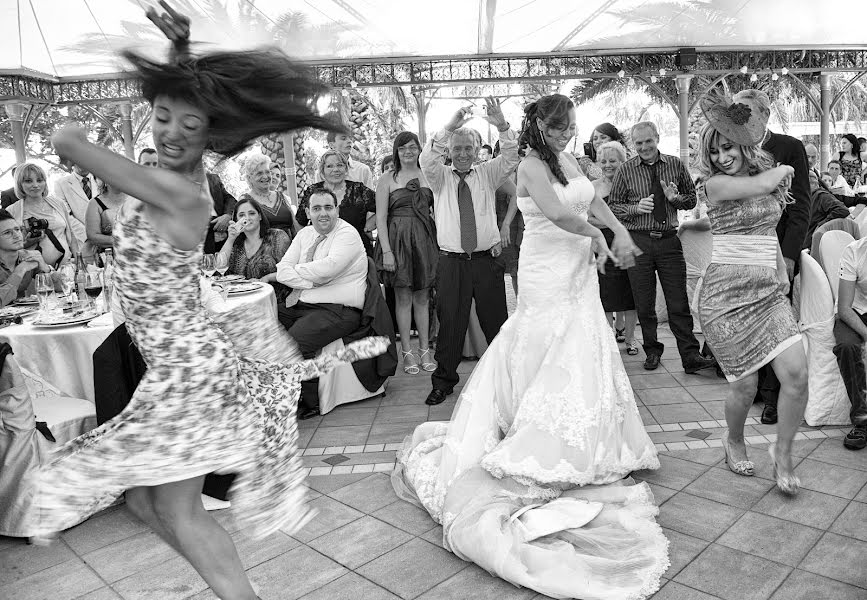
[650,162,668,224]
[81,176,91,200]
[306,234,326,262]
[456,171,477,254]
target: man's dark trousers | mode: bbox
[627,231,700,362]
[278,301,362,410]
[432,252,507,392]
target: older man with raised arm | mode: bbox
[421,97,519,406]
[609,120,716,375]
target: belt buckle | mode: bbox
[649,231,663,239]
[463,251,473,260]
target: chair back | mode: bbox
[799,250,836,325]
[819,230,855,303]
[811,218,860,268]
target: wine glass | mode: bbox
[215,253,229,279]
[202,254,217,279]
[58,264,76,301]
[35,273,54,317]
[84,272,103,312]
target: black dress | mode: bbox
[297,181,376,256]
[597,194,635,312]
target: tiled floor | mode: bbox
[2,324,865,599]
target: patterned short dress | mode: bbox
[697,192,801,381]
[28,201,388,539]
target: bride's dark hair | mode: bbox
[123,48,343,157]
[519,94,574,186]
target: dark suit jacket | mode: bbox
[204,173,238,254]
[1,188,17,209]
[806,189,851,247]
[762,132,811,264]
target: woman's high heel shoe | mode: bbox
[768,443,800,496]
[721,433,754,476]
[401,350,420,375]
[418,348,437,372]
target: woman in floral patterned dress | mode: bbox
[29,4,386,599]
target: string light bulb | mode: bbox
[617,69,625,78]
[740,65,749,74]
[349,80,358,88]
[771,72,780,81]
[750,73,758,82]
[659,68,667,76]
[650,75,658,83]
[781,67,789,76]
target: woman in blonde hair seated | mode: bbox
[7,162,77,267]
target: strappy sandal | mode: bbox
[615,328,626,343]
[769,443,800,496]
[401,350,420,375]
[418,348,437,372]
[626,339,640,355]
[721,433,754,477]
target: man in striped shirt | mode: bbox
[609,121,717,374]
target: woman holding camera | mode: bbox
[7,162,77,267]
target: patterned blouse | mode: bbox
[838,154,863,188]
[227,229,291,302]
[296,180,376,255]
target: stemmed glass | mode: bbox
[83,272,103,312]
[202,254,217,280]
[215,253,229,279]
[35,273,54,318]
[58,264,76,302]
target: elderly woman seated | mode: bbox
[217,196,291,303]
[0,209,54,307]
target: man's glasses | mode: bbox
[0,227,23,239]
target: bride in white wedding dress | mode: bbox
[392,94,669,600]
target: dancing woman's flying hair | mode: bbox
[123,48,343,158]
[518,94,574,186]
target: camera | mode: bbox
[25,217,49,238]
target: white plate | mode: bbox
[32,314,100,328]
[226,282,264,296]
[215,274,244,283]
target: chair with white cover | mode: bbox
[21,367,96,446]
[819,230,856,303]
[0,349,53,536]
[798,250,851,426]
[811,218,859,270]
[318,337,386,415]
[679,227,713,331]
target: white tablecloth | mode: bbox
[0,284,277,403]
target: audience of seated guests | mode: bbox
[238,154,293,241]
[53,160,94,245]
[316,130,375,191]
[83,179,128,260]
[591,140,639,355]
[1,165,19,209]
[0,209,53,306]
[832,235,867,450]
[218,197,291,304]
[276,189,368,420]
[297,150,376,256]
[838,133,862,189]
[578,122,623,181]
[137,148,159,168]
[806,169,850,244]
[8,162,77,268]
[828,160,855,199]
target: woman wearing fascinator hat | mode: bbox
[694,90,807,495]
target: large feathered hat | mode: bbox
[699,88,769,147]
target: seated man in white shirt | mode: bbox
[827,160,855,197]
[832,236,867,450]
[276,188,368,419]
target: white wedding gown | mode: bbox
[392,175,669,600]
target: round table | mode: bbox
[0,283,277,403]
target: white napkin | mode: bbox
[87,312,115,328]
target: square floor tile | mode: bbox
[231,530,299,570]
[630,373,681,390]
[660,447,724,467]
[648,483,678,505]
[113,555,207,600]
[697,400,726,419]
[660,528,710,578]
[650,581,718,599]
[636,387,697,406]
[0,557,103,600]
[61,507,148,555]
[376,404,431,423]
[751,488,849,530]
[329,473,400,514]
[769,569,867,600]
[0,537,75,585]
[420,525,444,549]
[248,545,347,600]
[829,500,867,543]
[684,468,775,510]
[632,454,710,491]
[657,492,745,541]
[806,438,867,472]
[309,425,371,448]
[297,571,400,600]
[367,421,421,445]
[289,495,364,543]
[372,500,439,536]
[76,588,123,600]
[305,474,370,495]
[688,384,731,402]
[799,532,867,588]
[356,538,468,600]
[307,516,412,569]
[416,563,537,599]
[716,512,823,567]
[318,407,378,428]
[648,403,713,425]
[670,370,724,387]
[674,543,791,600]
[794,458,867,499]
[82,532,178,583]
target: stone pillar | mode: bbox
[414,91,428,145]
[675,74,693,166]
[4,103,28,165]
[282,133,298,204]
[118,102,135,160]
[820,73,832,171]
